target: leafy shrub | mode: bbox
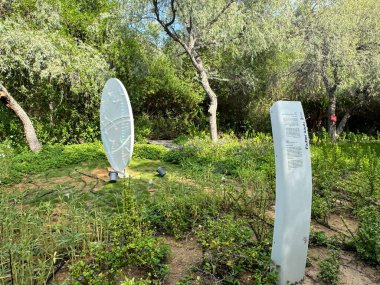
[338,148,380,212]
[133,144,168,160]
[134,114,153,143]
[70,187,170,284]
[121,277,151,285]
[163,148,183,164]
[309,231,329,246]
[311,194,330,224]
[318,250,340,285]
[145,186,221,238]
[6,142,105,183]
[163,136,274,181]
[70,234,169,284]
[195,215,277,284]
[354,206,380,265]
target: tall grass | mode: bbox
[0,192,108,285]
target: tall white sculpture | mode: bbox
[100,78,134,177]
[270,101,312,285]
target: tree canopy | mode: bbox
[0,0,379,147]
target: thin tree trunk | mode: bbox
[336,99,365,136]
[152,0,221,142]
[0,84,42,152]
[186,43,218,142]
[321,41,340,142]
[199,67,218,142]
[327,93,337,141]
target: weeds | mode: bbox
[195,215,277,284]
[69,181,170,284]
[144,183,222,238]
[318,250,340,285]
[1,136,380,284]
[354,206,380,265]
[0,193,106,285]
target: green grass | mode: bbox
[1,137,379,284]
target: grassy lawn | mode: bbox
[0,138,379,284]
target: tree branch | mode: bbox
[152,0,181,44]
[205,0,236,30]
[321,42,333,96]
[321,41,340,97]
[176,1,193,35]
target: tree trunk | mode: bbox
[336,99,365,136]
[186,44,218,142]
[151,1,221,142]
[327,93,337,141]
[0,84,42,152]
[199,69,218,142]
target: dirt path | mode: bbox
[302,247,379,285]
[164,236,203,285]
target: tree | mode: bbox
[149,0,236,141]
[0,4,111,144]
[291,0,380,140]
[0,83,42,152]
[143,0,269,141]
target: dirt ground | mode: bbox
[164,236,203,285]
[302,247,379,285]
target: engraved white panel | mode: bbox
[100,78,134,174]
[270,101,312,285]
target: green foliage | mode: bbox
[0,10,112,144]
[0,193,106,285]
[70,187,170,284]
[144,185,221,238]
[4,142,105,183]
[121,277,151,285]
[309,231,329,247]
[195,215,277,284]
[133,144,168,160]
[164,135,274,180]
[354,206,380,265]
[310,142,380,221]
[318,250,340,285]
[338,148,380,212]
[107,32,203,140]
[311,194,330,224]
[0,139,14,184]
[134,114,153,143]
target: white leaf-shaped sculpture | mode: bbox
[100,78,134,174]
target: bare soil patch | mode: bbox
[302,247,379,285]
[91,168,109,181]
[164,236,203,285]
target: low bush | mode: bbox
[354,206,380,265]
[309,231,329,246]
[0,193,105,284]
[163,136,274,181]
[70,187,170,284]
[144,185,221,238]
[4,142,105,183]
[318,250,340,285]
[133,144,168,160]
[195,215,277,284]
[121,277,151,285]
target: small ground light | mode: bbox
[157,167,166,177]
[109,170,118,182]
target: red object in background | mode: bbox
[330,114,337,123]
